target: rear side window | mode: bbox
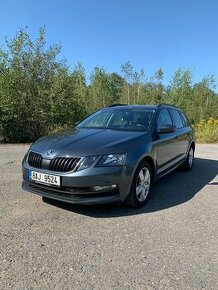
[157,109,173,127]
[170,109,184,129]
[180,112,190,127]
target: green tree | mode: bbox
[49,65,86,128]
[167,69,192,110]
[0,27,218,142]
[89,67,121,110]
[141,69,165,104]
[0,27,62,142]
[110,72,125,103]
[191,75,217,122]
[121,62,146,104]
[132,69,145,104]
[121,61,133,104]
[153,68,165,103]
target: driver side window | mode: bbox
[157,109,173,128]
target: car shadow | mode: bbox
[43,158,218,218]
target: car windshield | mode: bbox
[77,108,155,131]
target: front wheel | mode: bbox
[126,161,152,208]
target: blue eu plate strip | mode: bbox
[28,170,32,180]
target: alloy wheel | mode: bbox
[135,167,151,202]
[188,147,194,168]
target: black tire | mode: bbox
[182,146,194,171]
[125,160,152,208]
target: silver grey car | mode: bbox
[22,104,195,207]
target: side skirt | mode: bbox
[154,157,186,181]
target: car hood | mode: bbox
[31,128,147,157]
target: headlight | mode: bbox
[77,156,98,171]
[97,153,127,167]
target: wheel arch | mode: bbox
[130,155,156,185]
[142,156,156,180]
[124,155,155,207]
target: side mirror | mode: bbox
[158,124,176,134]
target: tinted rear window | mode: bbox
[180,112,190,127]
[170,110,184,129]
[157,109,173,127]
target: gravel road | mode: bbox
[0,144,218,290]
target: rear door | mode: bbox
[156,109,179,175]
[169,109,189,160]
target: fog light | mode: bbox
[92,185,117,192]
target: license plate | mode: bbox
[29,171,61,187]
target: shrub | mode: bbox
[194,118,218,143]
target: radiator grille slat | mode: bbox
[49,156,80,172]
[28,151,43,169]
[28,151,80,173]
[63,158,73,172]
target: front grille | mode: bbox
[27,151,80,173]
[28,151,43,169]
[49,157,80,172]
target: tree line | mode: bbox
[0,28,217,142]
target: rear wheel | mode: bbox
[126,161,152,208]
[182,146,194,170]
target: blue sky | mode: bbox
[0,0,218,86]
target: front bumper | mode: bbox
[22,160,133,205]
[22,181,120,205]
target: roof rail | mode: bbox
[157,103,179,109]
[108,103,128,107]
